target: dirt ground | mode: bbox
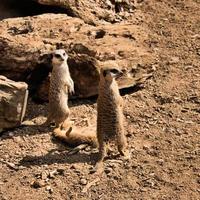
[0,1,200,200]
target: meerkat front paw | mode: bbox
[68,79,74,94]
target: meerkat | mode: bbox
[45,49,74,130]
[46,49,97,147]
[53,124,98,147]
[94,66,130,173]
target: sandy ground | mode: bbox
[0,1,200,200]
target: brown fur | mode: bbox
[46,49,74,129]
[47,49,97,146]
[95,66,129,172]
[53,124,98,147]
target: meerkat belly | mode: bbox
[98,95,123,139]
[49,79,69,115]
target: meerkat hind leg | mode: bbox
[91,140,106,174]
[117,134,130,160]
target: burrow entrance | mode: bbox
[0,0,71,20]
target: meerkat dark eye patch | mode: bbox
[110,69,120,74]
[54,54,61,59]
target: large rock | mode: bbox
[0,14,155,100]
[36,0,136,25]
[0,76,28,130]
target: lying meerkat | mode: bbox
[46,49,74,130]
[95,66,130,173]
[53,124,97,147]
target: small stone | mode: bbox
[8,133,14,137]
[184,65,193,70]
[126,115,131,119]
[80,178,87,185]
[31,180,46,188]
[104,167,112,174]
[57,168,65,175]
[46,186,53,194]
[157,159,164,165]
[49,170,58,179]
[168,56,179,64]
[140,187,147,192]
[13,136,23,143]
[151,65,157,71]
[41,171,48,180]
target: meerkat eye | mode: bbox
[63,52,66,56]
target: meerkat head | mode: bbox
[51,49,68,66]
[100,67,123,81]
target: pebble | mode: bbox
[80,178,87,185]
[168,56,179,64]
[57,168,65,175]
[13,136,23,143]
[157,159,164,165]
[31,180,46,188]
[104,167,112,174]
[8,133,14,137]
[41,171,48,180]
[49,170,58,179]
[46,186,53,194]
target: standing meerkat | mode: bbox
[46,49,74,130]
[95,66,130,172]
[45,49,97,147]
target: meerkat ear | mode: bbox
[103,70,107,77]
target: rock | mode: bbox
[31,180,46,188]
[46,186,53,194]
[36,0,136,24]
[48,170,58,179]
[0,14,155,100]
[0,76,28,130]
[80,178,87,185]
[41,171,48,180]
[104,167,113,174]
[57,168,65,175]
[168,56,179,64]
[13,136,23,143]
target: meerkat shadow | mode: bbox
[19,139,99,167]
[19,151,98,167]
